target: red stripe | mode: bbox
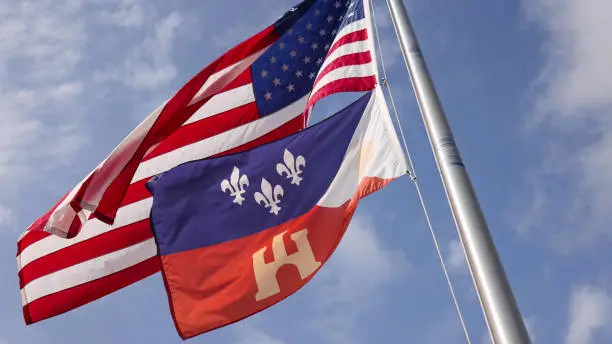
[119,181,151,208]
[23,256,161,325]
[140,72,253,162]
[17,191,71,256]
[212,113,306,157]
[208,68,252,95]
[313,51,372,86]
[19,220,153,289]
[327,29,368,57]
[17,231,51,258]
[309,76,377,107]
[141,101,259,163]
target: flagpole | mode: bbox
[383,1,531,343]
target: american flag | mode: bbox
[17,0,379,324]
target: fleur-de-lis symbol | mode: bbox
[254,178,284,215]
[220,167,249,205]
[276,149,306,186]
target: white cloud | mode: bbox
[480,316,536,344]
[369,0,401,70]
[0,0,89,192]
[232,326,286,344]
[318,215,411,302]
[565,285,612,344]
[519,0,612,250]
[524,315,537,343]
[100,0,145,28]
[423,310,470,344]
[309,215,411,343]
[447,238,468,275]
[525,0,612,124]
[0,205,13,228]
[94,11,183,90]
[210,0,279,50]
[0,1,86,82]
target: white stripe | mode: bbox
[18,198,153,271]
[190,48,269,105]
[77,101,166,212]
[361,0,380,82]
[318,40,371,76]
[310,19,369,87]
[311,63,375,96]
[132,95,309,182]
[317,87,407,208]
[334,18,367,42]
[40,174,88,236]
[184,84,254,125]
[20,239,157,306]
[19,95,309,272]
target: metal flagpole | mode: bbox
[383,1,531,343]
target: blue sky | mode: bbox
[1,0,611,343]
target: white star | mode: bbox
[303,56,311,64]
[311,42,319,50]
[319,29,326,36]
[273,78,281,86]
[335,1,341,8]
[338,15,344,22]
[264,91,272,101]
[295,70,303,78]
[306,23,313,30]
[290,50,297,57]
[332,29,337,35]
[327,15,334,23]
[281,64,289,72]
[270,56,277,64]
[324,43,331,50]
[347,11,355,17]
[261,70,268,78]
[286,83,295,92]
[279,42,286,50]
[309,72,316,79]
[316,57,323,65]
[298,36,305,44]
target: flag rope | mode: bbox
[369,1,473,343]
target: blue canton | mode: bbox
[252,0,366,117]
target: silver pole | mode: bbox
[384,1,531,343]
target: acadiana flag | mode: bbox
[146,87,408,339]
